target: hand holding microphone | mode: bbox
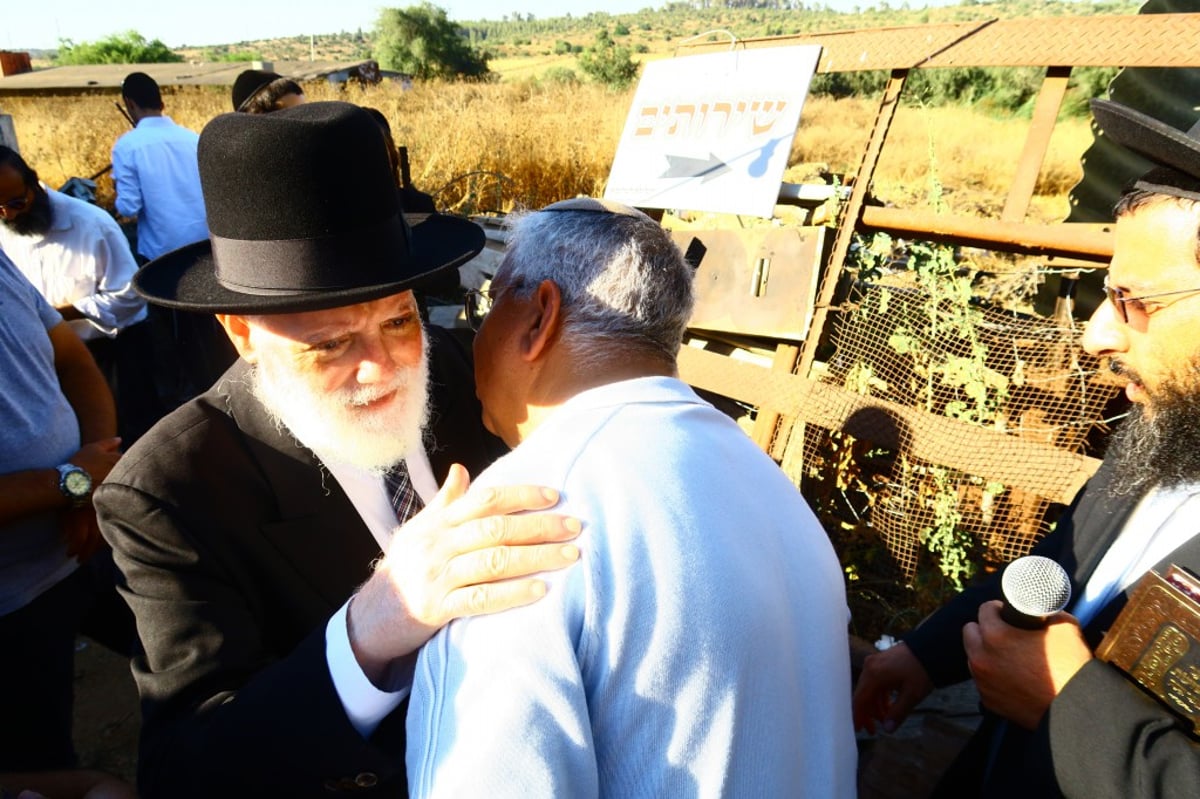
[1000,555,1072,629]
[964,555,1090,728]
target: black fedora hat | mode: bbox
[231,68,281,112]
[1090,99,1200,200]
[134,101,483,314]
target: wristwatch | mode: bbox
[56,463,93,507]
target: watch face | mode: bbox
[64,470,91,497]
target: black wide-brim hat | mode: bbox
[134,101,484,314]
[1090,98,1200,200]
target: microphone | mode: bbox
[999,555,1072,630]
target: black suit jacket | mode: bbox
[905,457,1200,798]
[95,326,506,799]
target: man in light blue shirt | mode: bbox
[111,72,208,261]
[0,248,125,776]
[406,199,858,798]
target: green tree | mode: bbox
[373,3,490,80]
[55,30,182,65]
[577,29,638,90]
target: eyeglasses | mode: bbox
[460,279,523,328]
[0,189,31,215]
[463,281,523,331]
[1103,275,1200,325]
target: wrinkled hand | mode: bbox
[70,438,122,485]
[348,464,582,685]
[61,506,105,562]
[963,600,1093,730]
[853,641,934,734]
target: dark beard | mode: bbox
[2,186,52,236]
[1105,376,1200,498]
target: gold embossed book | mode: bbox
[1095,564,1200,737]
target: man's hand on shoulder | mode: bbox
[963,600,1093,730]
[346,463,581,686]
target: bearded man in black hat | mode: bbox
[854,100,1200,797]
[94,102,580,799]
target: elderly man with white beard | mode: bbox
[94,102,581,799]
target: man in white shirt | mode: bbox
[853,99,1200,798]
[0,146,144,341]
[0,145,161,442]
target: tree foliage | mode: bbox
[55,31,182,65]
[374,3,490,81]
[577,29,638,90]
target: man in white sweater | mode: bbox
[407,198,857,798]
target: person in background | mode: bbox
[95,101,580,799]
[405,198,858,798]
[0,146,161,444]
[231,68,305,114]
[112,71,207,262]
[361,106,438,213]
[853,99,1200,798]
[0,249,133,798]
[114,71,233,409]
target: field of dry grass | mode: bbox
[2,79,1092,225]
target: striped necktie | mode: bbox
[384,462,424,525]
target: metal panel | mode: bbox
[670,226,825,342]
[1068,2,1200,226]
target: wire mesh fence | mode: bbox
[791,273,1121,590]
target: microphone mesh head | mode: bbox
[1001,555,1072,616]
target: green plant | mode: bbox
[577,29,639,90]
[55,31,182,65]
[541,66,580,85]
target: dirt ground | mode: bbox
[73,636,139,783]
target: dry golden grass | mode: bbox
[3,82,1091,225]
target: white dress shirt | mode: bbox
[321,448,438,738]
[1073,483,1200,627]
[0,188,145,339]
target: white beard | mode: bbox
[250,341,431,475]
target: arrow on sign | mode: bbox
[660,153,730,183]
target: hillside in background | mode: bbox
[24,1,1142,75]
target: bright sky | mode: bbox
[3,0,954,51]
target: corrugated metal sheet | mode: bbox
[1055,0,1200,317]
[1067,0,1200,224]
[0,59,378,94]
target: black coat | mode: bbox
[95,326,505,799]
[905,457,1200,798]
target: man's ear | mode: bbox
[216,314,257,363]
[521,279,563,362]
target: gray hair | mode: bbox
[496,202,695,365]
